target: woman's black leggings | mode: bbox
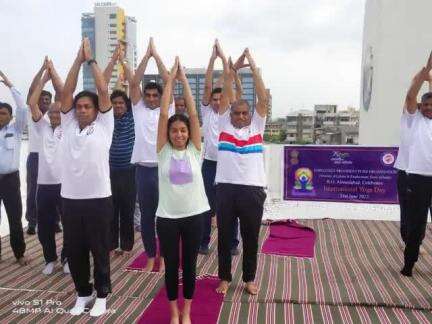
[157,214,203,301]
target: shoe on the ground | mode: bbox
[198,246,210,255]
[26,226,36,235]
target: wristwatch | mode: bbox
[87,59,97,66]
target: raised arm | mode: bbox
[62,43,85,112]
[178,59,201,150]
[103,43,120,85]
[27,57,48,104]
[28,71,51,121]
[47,60,64,102]
[0,71,27,132]
[245,49,268,117]
[405,51,432,113]
[119,49,133,89]
[151,38,169,86]
[83,37,110,112]
[157,57,178,153]
[216,41,233,115]
[0,70,26,110]
[203,44,218,105]
[114,72,125,91]
[130,39,152,105]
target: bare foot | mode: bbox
[181,312,192,324]
[159,257,165,273]
[216,280,229,294]
[245,282,258,295]
[17,256,29,266]
[143,257,155,272]
[169,300,180,324]
[170,317,180,324]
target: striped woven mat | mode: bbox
[0,219,431,323]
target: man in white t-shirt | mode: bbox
[127,38,174,272]
[213,44,268,296]
[401,55,432,277]
[199,43,241,255]
[25,57,61,235]
[28,61,69,275]
[26,58,52,234]
[394,104,416,245]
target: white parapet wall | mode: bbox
[359,0,432,146]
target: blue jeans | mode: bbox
[136,165,159,258]
[201,159,239,249]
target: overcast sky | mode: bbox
[0,0,365,118]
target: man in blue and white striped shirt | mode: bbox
[109,89,136,254]
[0,70,28,265]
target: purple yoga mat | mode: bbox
[261,220,316,258]
[138,276,224,324]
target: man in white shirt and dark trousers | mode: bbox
[28,60,69,275]
[25,58,61,235]
[213,43,268,295]
[199,43,240,255]
[127,38,173,272]
[401,54,432,277]
[0,71,28,265]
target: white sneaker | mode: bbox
[63,262,70,274]
[42,262,55,275]
[69,294,95,316]
[89,298,107,317]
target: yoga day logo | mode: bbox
[292,167,316,197]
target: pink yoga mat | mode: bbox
[261,220,316,258]
[126,240,184,272]
[126,252,163,272]
[126,240,163,272]
[138,276,224,324]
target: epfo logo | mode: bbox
[381,152,395,166]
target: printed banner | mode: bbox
[283,146,398,204]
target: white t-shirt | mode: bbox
[131,99,175,165]
[201,103,219,161]
[215,110,267,187]
[156,143,210,218]
[28,113,42,153]
[59,108,114,199]
[33,115,62,184]
[406,110,432,176]
[394,110,414,171]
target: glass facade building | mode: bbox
[81,14,96,92]
[142,68,257,123]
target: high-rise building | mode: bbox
[266,89,272,121]
[142,67,258,122]
[81,2,137,92]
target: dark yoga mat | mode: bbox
[138,275,224,324]
[261,220,316,258]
